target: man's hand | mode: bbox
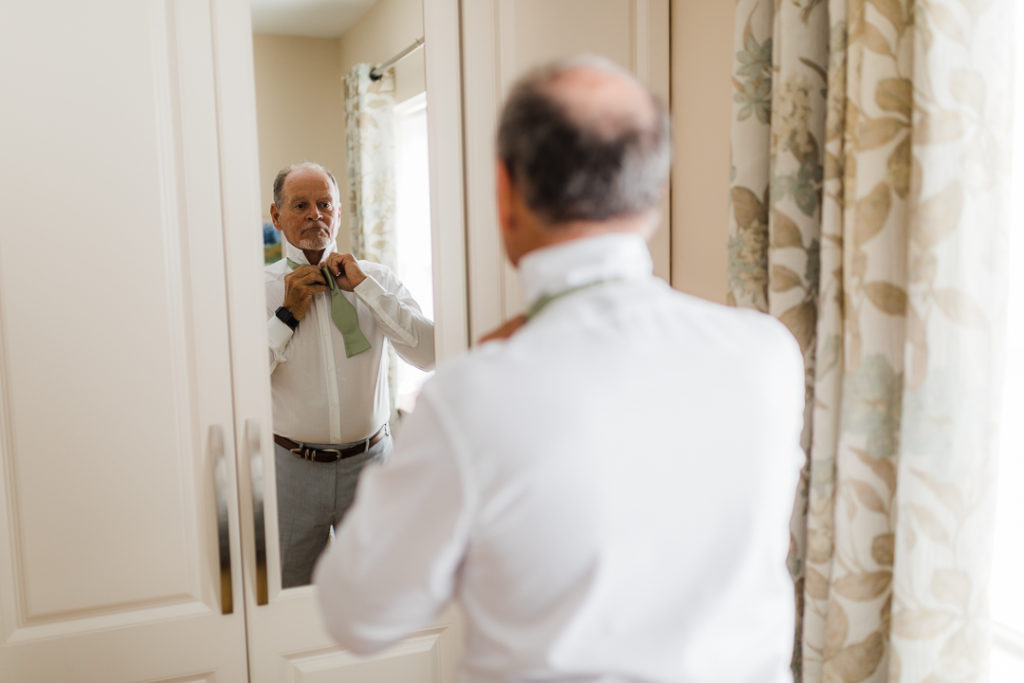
[477,314,528,344]
[324,252,367,291]
[282,265,329,320]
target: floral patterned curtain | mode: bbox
[728,1,1012,681]
[344,63,398,417]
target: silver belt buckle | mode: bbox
[290,445,342,461]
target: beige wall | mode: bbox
[251,0,423,247]
[670,1,735,304]
[338,0,424,103]
[251,35,346,227]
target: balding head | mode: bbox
[273,161,339,207]
[496,55,671,227]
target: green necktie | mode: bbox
[288,259,371,358]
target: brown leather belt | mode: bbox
[274,424,389,463]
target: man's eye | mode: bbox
[294,202,306,210]
[320,202,333,210]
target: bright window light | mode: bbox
[393,92,433,413]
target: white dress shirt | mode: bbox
[266,239,434,444]
[314,233,804,682]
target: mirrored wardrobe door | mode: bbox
[230,0,466,679]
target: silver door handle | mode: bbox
[211,425,233,615]
[247,418,269,605]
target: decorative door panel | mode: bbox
[251,612,461,683]
[244,578,461,682]
[462,0,670,340]
[0,0,248,679]
[287,627,457,682]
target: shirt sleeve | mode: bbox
[265,264,293,373]
[312,388,473,654]
[354,264,436,371]
[266,315,294,373]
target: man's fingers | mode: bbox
[288,268,328,287]
[325,253,346,276]
[303,270,328,286]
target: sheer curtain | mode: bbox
[728,1,1013,681]
[990,3,1024,677]
[343,63,398,417]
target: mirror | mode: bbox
[250,0,434,588]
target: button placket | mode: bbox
[316,292,343,442]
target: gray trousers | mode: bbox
[274,435,391,588]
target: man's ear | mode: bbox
[270,204,282,231]
[496,161,533,267]
[495,161,516,237]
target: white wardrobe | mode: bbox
[0,0,668,680]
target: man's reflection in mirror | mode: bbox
[265,161,435,587]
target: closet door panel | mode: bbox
[246,610,460,683]
[0,0,248,679]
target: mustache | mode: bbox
[303,221,330,231]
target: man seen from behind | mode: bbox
[314,56,804,682]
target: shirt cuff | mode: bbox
[267,315,293,360]
[353,273,385,300]
[354,275,417,346]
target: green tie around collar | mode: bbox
[287,259,371,358]
[526,279,618,321]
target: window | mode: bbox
[393,92,433,413]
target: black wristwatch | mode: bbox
[275,306,299,331]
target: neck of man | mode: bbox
[284,235,328,266]
[302,248,326,266]
[525,210,658,259]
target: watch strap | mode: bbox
[275,305,299,331]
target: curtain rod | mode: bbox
[370,37,425,81]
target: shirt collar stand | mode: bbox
[518,232,653,309]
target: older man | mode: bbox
[314,57,803,682]
[265,161,434,588]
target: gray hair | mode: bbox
[272,161,340,206]
[496,55,671,225]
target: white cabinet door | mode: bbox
[0,0,250,679]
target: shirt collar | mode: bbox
[282,238,338,266]
[518,232,653,309]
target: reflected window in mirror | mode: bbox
[394,91,433,414]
